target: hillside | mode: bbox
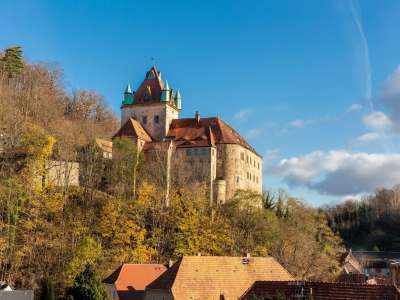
[0,47,343,297]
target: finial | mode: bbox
[164,80,170,90]
[124,84,132,94]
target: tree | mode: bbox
[39,278,55,300]
[66,264,110,300]
[1,46,24,77]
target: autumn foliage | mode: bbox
[0,47,344,297]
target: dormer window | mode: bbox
[154,115,160,124]
[143,86,152,102]
[142,116,147,125]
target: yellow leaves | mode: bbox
[43,191,64,214]
[66,237,102,284]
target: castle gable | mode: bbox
[133,67,164,104]
[113,117,152,142]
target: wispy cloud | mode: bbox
[245,128,263,139]
[354,132,383,145]
[346,103,363,113]
[288,119,315,129]
[362,111,392,130]
[234,109,252,121]
[350,0,373,110]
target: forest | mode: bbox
[325,187,400,251]
[0,47,345,298]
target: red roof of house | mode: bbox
[240,281,400,300]
[167,117,260,155]
[113,117,152,142]
[103,264,167,300]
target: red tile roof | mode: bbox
[113,117,152,142]
[240,281,400,300]
[133,66,164,104]
[167,117,260,156]
[146,256,293,299]
[103,264,167,300]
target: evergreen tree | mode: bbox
[39,278,55,300]
[1,46,24,77]
[66,264,110,300]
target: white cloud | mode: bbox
[288,119,314,129]
[273,150,400,196]
[355,132,383,144]
[246,128,263,139]
[234,109,252,121]
[264,149,281,163]
[362,111,392,130]
[346,103,362,113]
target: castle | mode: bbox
[113,66,262,204]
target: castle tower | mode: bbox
[121,67,181,141]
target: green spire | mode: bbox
[123,84,133,105]
[125,84,132,94]
[175,90,182,110]
[161,81,171,102]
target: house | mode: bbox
[114,66,263,205]
[0,282,34,300]
[240,280,400,300]
[144,255,293,300]
[103,264,167,300]
[338,250,400,285]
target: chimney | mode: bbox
[195,111,200,124]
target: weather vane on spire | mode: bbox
[151,57,156,67]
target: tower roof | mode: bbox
[113,117,152,141]
[133,66,164,104]
[124,84,132,94]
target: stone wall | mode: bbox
[121,103,179,141]
[216,144,262,200]
[45,160,79,187]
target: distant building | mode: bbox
[144,255,293,300]
[115,67,263,204]
[338,250,400,286]
[240,280,400,300]
[103,264,167,300]
[0,282,33,300]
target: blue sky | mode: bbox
[2,0,400,206]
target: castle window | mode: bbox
[258,162,260,170]
[246,155,248,163]
[142,116,147,124]
[236,176,240,184]
[201,148,207,156]
[256,176,258,184]
[186,149,192,156]
[240,152,244,160]
[194,149,199,156]
[250,157,252,164]
[154,115,159,124]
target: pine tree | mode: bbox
[1,46,24,77]
[66,264,110,300]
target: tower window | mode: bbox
[240,152,244,160]
[154,115,159,124]
[186,149,192,156]
[201,148,207,156]
[142,116,147,124]
[194,149,199,156]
